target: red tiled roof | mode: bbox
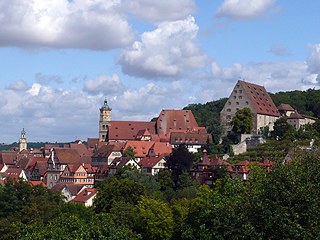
[124,141,155,158]
[151,142,173,156]
[0,151,18,165]
[29,181,47,187]
[239,80,280,117]
[108,121,156,141]
[69,143,90,157]
[288,112,304,119]
[53,148,89,164]
[139,155,165,168]
[25,157,47,171]
[2,167,23,179]
[87,138,99,149]
[170,132,211,145]
[36,161,48,176]
[72,188,97,203]
[277,103,294,111]
[156,110,200,135]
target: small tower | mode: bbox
[19,128,28,152]
[99,98,112,142]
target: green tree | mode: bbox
[123,146,136,158]
[165,145,194,187]
[135,196,174,240]
[93,178,146,213]
[231,107,253,134]
[272,117,295,140]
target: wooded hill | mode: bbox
[184,88,320,134]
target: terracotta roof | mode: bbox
[124,141,155,158]
[87,138,99,149]
[51,183,86,196]
[170,132,211,145]
[36,161,48,176]
[235,160,252,166]
[151,142,173,156]
[2,167,23,179]
[301,114,318,120]
[277,103,294,111]
[29,181,47,187]
[53,148,89,164]
[92,145,115,159]
[288,112,304,119]
[135,129,152,140]
[108,121,156,141]
[140,155,165,168]
[25,157,47,171]
[72,188,97,203]
[69,143,90,157]
[110,157,139,169]
[156,110,200,135]
[239,80,280,117]
[0,151,18,165]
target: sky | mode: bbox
[0,0,320,143]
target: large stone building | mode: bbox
[220,80,280,134]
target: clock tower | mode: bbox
[99,98,112,142]
[19,128,28,152]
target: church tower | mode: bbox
[19,128,27,152]
[99,98,112,142]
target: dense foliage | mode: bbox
[3,150,320,239]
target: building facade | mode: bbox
[220,80,280,134]
[99,98,112,142]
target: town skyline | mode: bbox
[0,0,319,142]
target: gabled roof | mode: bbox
[92,144,115,159]
[69,143,90,157]
[2,167,23,179]
[135,129,152,140]
[87,138,99,149]
[288,112,304,119]
[72,188,97,203]
[51,183,86,196]
[139,155,165,168]
[29,181,47,187]
[124,141,155,158]
[239,80,280,117]
[156,110,200,135]
[52,148,88,164]
[151,142,173,156]
[108,121,156,141]
[35,161,48,176]
[110,157,140,169]
[0,151,18,165]
[277,103,294,111]
[170,132,211,145]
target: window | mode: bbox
[227,108,231,112]
[234,90,237,94]
[245,101,249,105]
[239,90,242,93]
[239,96,242,99]
[233,96,236,99]
[236,102,239,105]
[226,115,231,120]
[228,101,231,105]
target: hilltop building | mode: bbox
[19,128,28,152]
[220,80,280,134]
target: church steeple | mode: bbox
[99,98,112,142]
[19,128,27,152]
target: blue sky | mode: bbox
[0,0,319,143]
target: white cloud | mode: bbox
[307,44,320,74]
[121,0,196,22]
[0,0,134,50]
[198,60,317,103]
[83,74,125,95]
[119,16,207,79]
[216,0,277,19]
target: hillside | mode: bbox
[184,88,320,132]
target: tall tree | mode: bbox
[165,145,194,187]
[231,107,253,134]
